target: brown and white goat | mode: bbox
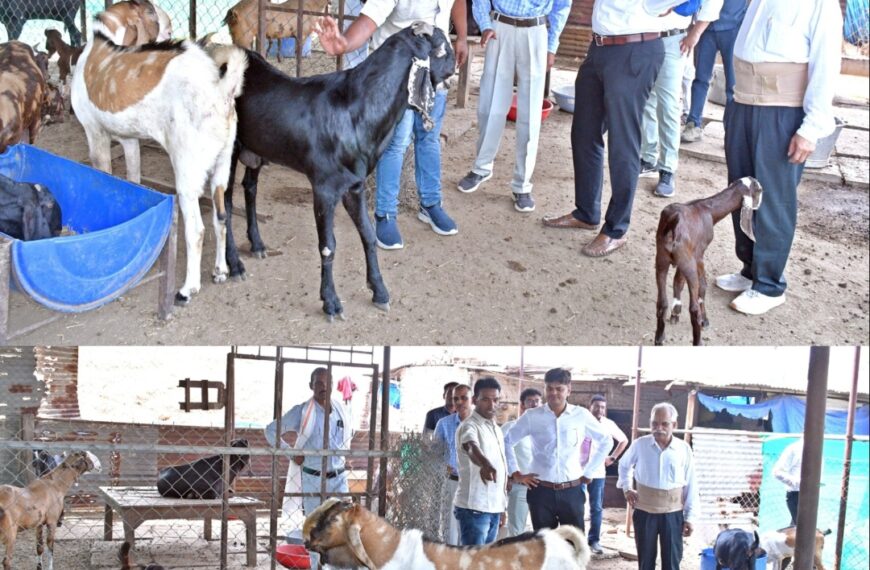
[71,10,247,305]
[0,451,101,570]
[43,29,83,85]
[224,0,327,62]
[0,41,63,153]
[760,527,830,570]
[303,499,591,570]
[96,0,173,47]
[654,177,763,346]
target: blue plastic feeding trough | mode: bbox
[266,36,313,58]
[0,144,175,313]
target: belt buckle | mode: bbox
[554,481,567,491]
[594,34,604,47]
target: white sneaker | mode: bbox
[730,289,786,315]
[715,272,753,292]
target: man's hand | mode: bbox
[293,455,305,466]
[513,471,540,488]
[624,489,638,507]
[604,456,615,467]
[500,512,507,527]
[579,476,592,485]
[481,29,496,49]
[683,521,694,537]
[788,134,816,164]
[316,15,348,56]
[454,37,468,68]
[479,460,497,484]
[680,28,701,55]
[547,52,555,71]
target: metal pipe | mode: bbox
[190,0,197,39]
[296,0,303,77]
[626,346,643,535]
[219,350,236,570]
[378,346,391,516]
[834,346,861,570]
[3,440,402,457]
[257,0,267,56]
[366,366,380,509]
[794,347,830,570]
[268,346,284,570]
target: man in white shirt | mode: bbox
[717,0,842,315]
[543,0,667,257]
[581,394,628,554]
[455,377,509,545]
[500,387,542,537]
[504,368,612,531]
[618,402,699,570]
[773,438,803,525]
[317,0,468,250]
[638,0,723,198]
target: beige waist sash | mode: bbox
[733,58,808,107]
[635,483,684,514]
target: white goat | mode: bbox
[0,451,101,570]
[71,11,247,305]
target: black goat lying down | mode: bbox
[156,439,249,499]
[225,22,456,319]
[0,173,62,241]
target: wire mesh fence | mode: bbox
[844,0,869,55]
[0,0,367,75]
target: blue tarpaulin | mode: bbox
[697,392,870,434]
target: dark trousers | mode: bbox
[786,491,800,525]
[724,103,806,296]
[571,40,665,239]
[633,509,684,570]
[687,26,739,127]
[527,484,585,531]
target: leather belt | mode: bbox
[661,28,688,38]
[492,12,547,28]
[302,466,345,479]
[593,32,662,47]
[536,477,583,491]
[447,473,459,482]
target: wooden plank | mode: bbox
[840,156,870,190]
[0,238,10,346]
[836,127,870,159]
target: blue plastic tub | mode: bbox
[266,36,313,58]
[701,547,767,570]
[0,144,174,312]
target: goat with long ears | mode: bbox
[654,177,763,345]
[0,451,101,570]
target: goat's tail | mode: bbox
[210,45,248,100]
[552,525,592,568]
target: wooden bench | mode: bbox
[99,486,264,567]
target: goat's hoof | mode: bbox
[669,315,680,324]
[702,319,710,329]
[213,272,228,284]
[373,300,390,312]
[174,292,191,306]
[230,272,247,282]
[326,312,347,323]
[252,249,267,259]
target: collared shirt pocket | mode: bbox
[567,428,580,447]
[764,15,809,59]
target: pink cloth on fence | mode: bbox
[337,376,357,401]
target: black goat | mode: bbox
[0,0,83,47]
[714,529,764,570]
[156,439,250,500]
[0,173,62,241]
[224,22,456,319]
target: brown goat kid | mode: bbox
[224,0,327,62]
[0,451,101,570]
[0,41,62,153]
[43,29,83,84]
[654,177,763,346]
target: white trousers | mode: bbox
[473,20,548,194]
[440,477,460,545]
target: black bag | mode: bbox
[0,173,62,241]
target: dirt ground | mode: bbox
[7,54,869,346]
[4,508,705,569]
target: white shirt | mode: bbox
[773,439,803,492]
[361,0,453,51]
[455,411,508,513]
[641,1,724,33]
[502,419,533,479]
[581,416,629,480]
[592,0,677,35]
[733,0,843,142]
[617,434,699,523]
[504,403,612,482]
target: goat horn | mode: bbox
[348,523,378,570]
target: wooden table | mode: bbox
[99,486,263,567]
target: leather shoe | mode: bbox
[542,212,598,230]
[582,232,627,257]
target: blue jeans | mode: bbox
[687,26,739,127]
[582,478,605,545]
[454,506,500,546]
[374,90,447,217]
